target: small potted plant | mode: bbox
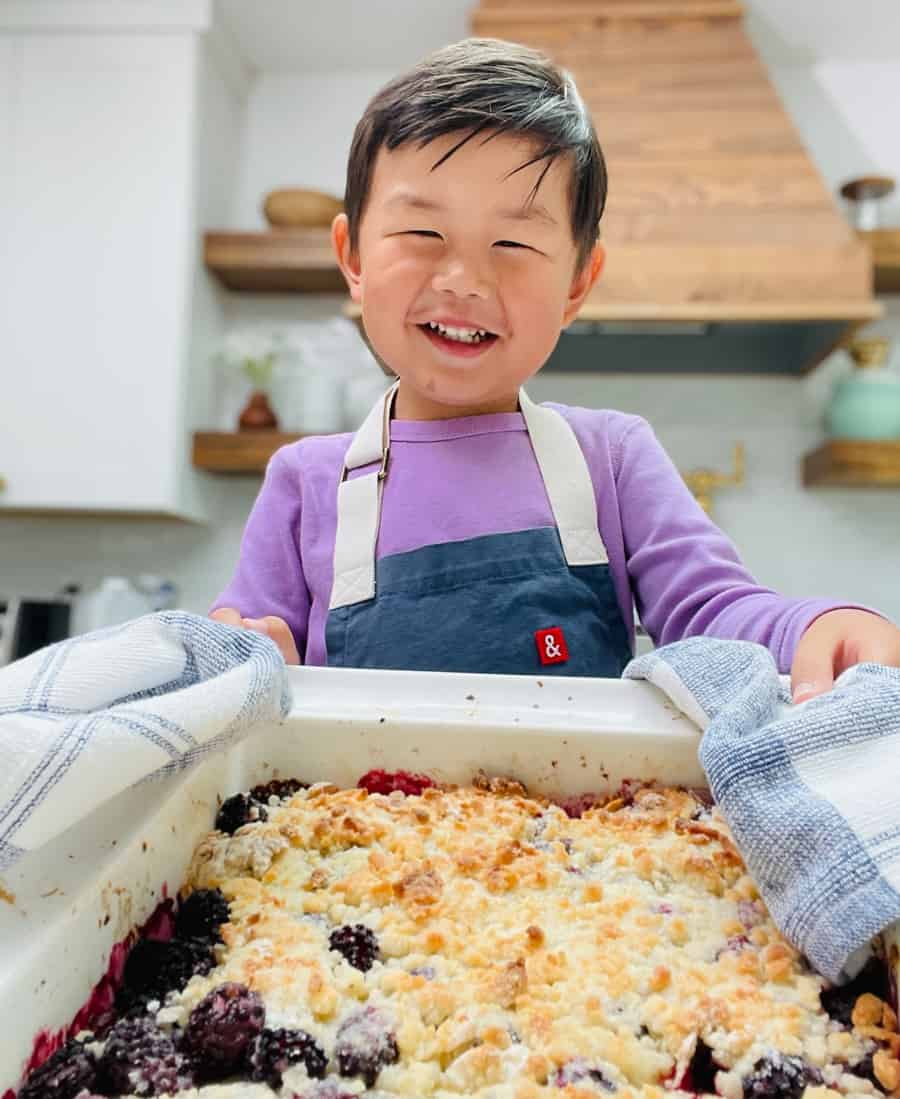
[215,328,286,431]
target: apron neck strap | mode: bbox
[330,385,608,611]
[518,389,609,568]
[343,380,398,473]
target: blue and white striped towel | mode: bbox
[626,637,900,983]
[0,612,290,872]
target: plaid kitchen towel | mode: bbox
[625,637,900,983]
[0,611,290,871]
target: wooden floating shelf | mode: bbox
[204,227,891,313]
[340,301,880,325]
[858,228,900,295]
[193,431,304,474]
[204,229,346,293]
[472,1,745,26]
[803,439,900,487]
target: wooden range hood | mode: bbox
[471,0,881,374]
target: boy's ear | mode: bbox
[562,242,605,328]
[332,213,362,303]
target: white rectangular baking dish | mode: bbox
[0,665,890,1090]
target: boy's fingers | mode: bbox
[244,616,300,665]
[791,649,835,704]
[262,617,301,664]
[849,638,900,671]
[211,609,299,664]
[210,607,242,627]
[792,680,829,705]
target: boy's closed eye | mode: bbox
[400,229,540,253]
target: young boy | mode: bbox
[211,38,899,703]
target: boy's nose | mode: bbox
[431,256,491,299]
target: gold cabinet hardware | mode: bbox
[847,337,890,368]
[682,444,745,515]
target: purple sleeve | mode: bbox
[210,447,311,659]
[616,417,868,673]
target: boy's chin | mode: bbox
[395,374,522,417]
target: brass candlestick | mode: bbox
[682,444,745,515]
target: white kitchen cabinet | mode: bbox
[0,6,247,519]
[0,36,13,227]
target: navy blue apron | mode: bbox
[325,385,631,677]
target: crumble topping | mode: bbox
[167,783,887,1095]
[17,779,897,1098]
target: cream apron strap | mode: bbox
[329,384,608,612]
[329,382,398,610]
[518,390,609,566]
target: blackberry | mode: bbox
[213,780,304,836]
[215,793,267,835]
[742,1054,822,1099]
[682,1037,720,1093]
[174,889,230,944]
[18,1040,97,1099]
[97,1017,195,1096]
[820,955,891,1027]
[247,1027,327,1087]
[850,1052,887,1093]
[357,769,434,796]
[184,982,265,1078]
[249,778,306,803]
[553,1058,616,1091]
[116,938,214,1014]
[329,924,379,972]
[335,1006,399,1088]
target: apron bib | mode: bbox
[325,384,631,677]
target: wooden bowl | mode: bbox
[263,188,344,229]
[840,176,896,202]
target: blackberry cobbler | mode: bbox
[15,772,900,1098]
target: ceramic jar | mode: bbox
[826,338,900,440]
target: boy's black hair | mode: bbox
[344,37,607,273]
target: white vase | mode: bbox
[272,353,344,435]
[344,372,392,427]
[299,370,345,434]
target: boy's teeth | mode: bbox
[426,321,491,344]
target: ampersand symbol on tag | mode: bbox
[535,627,569,666]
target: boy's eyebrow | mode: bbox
[384,191,558,227]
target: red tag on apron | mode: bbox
[536,627,569,666]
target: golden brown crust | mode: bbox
[162,781,891,1098]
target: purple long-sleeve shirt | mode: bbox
[212,402,852,672]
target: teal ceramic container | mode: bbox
[826,339,900,441]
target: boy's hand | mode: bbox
[210,608,300,665]
[791,609,900,703]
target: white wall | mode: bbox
[812,60,900,225]
[2,54,899,628]
[230,70,395,229]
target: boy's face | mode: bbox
[333,130,604,418]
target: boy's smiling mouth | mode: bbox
[416,319,501,359]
